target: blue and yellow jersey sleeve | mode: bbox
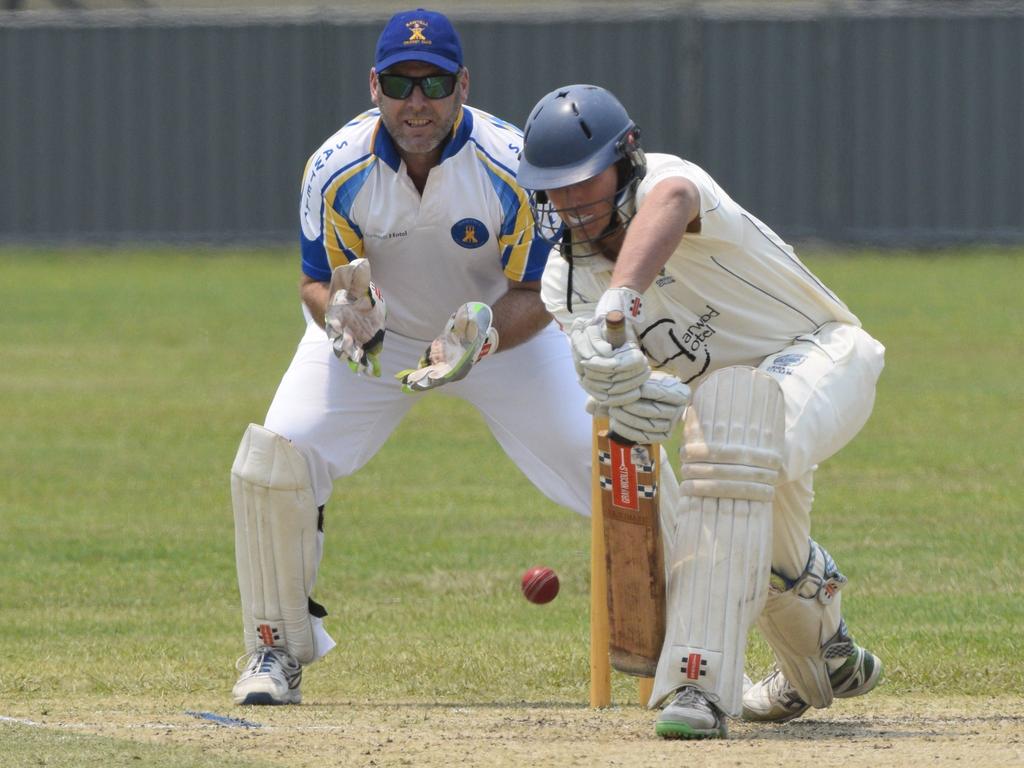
[300,146,333,281]
[299,112,379,282]
[321,156,376,267]
[473,142,550,284]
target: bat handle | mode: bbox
[604,310,627,349]
[601,310,637,446]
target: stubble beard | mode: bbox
[386,94,463,157]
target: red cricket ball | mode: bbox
[521,566,560,604]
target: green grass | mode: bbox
[0,246,1021,717]
[792,250,1024,693]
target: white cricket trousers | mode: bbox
[263,317,593,517]
[757,322,886,579]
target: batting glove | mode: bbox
[396,302,497,393]
[607,371,690,444]
[569,316,650,407]
[594,286,646,325]
[325,258,387,377]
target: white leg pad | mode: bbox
[756,540,851,708]
[232,423,327,665]
[651,367,784,716]
[657,447,681,574]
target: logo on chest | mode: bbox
[637,304,720,383]
[451,218,489,249]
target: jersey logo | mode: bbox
[766,353,807,376]
[451,218,489,249]
[637,304,719,383]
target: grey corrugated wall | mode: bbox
[1,3,1022,245]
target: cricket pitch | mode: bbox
[2,695,1021,767]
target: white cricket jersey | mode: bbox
[300,106,549,342]
[542,153,861,385]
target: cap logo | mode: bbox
[405,20,430,45]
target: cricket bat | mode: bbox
[597,310,666,678]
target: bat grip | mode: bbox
[601,310,636,446]
[604,310,627,349]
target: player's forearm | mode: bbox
[300,275,330,329]
[611,178,698,292]
[491,281,551,351]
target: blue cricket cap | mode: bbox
[375,9,463,74]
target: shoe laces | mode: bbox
[672,686,714,713]
[764,667,806,708]
[235,647,295,675]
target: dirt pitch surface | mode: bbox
[3,695,1023,767]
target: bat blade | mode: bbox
[598,430,666,677]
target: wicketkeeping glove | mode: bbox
[569,316,650,407]
[396,301,498,393]
[607,371,691,444]
[324,258,387,377]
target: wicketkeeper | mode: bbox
[228,11,680,707]
[517,84,886,739]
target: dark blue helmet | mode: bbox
[518,84,643,191]
[517,85,646,246]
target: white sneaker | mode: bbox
[232,647,302,705]
[655,686,727,739]
[742,646,883,723]
[741,667,809,723]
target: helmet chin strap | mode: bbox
[563,228,575,313]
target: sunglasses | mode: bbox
[378,72,458,100]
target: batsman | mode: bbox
[517,84,886,739]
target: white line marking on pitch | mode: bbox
[0,716,43,727]
[1,715,185,731]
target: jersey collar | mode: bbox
[440,106,473,162]
[372,106,474,173]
